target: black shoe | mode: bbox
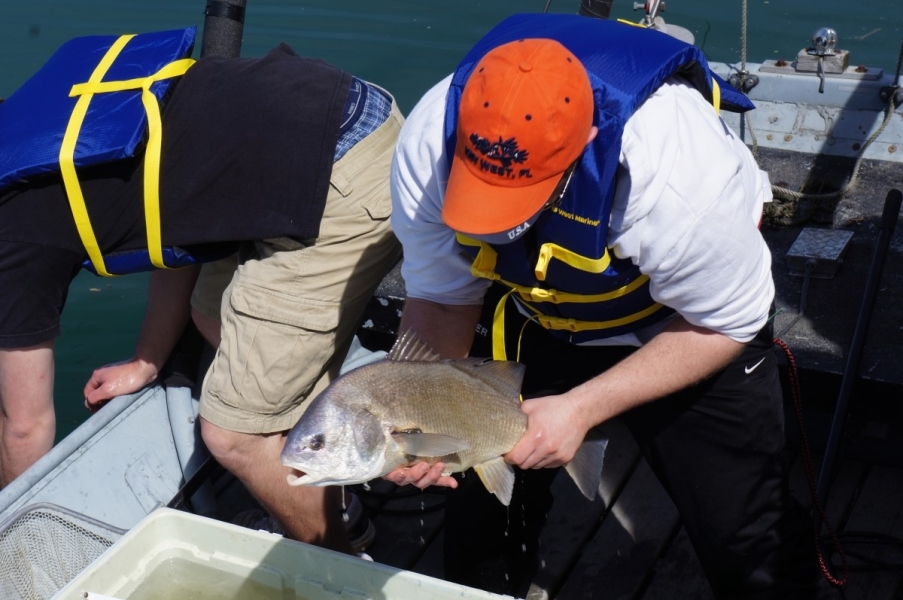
[231,494,376,552]
[344,492,376,552]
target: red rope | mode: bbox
[774,337,849,587]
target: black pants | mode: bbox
[443,285,839,599]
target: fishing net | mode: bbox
[0,503,124,600]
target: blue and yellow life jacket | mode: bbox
[444,13,754,359]
[0,28,200,276]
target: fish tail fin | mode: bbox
[564,434,608,501]
[474,457,516,506]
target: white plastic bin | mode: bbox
[53,508,514,600]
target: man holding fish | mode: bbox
[379,14,838,600]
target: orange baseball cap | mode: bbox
[442,38,594,238]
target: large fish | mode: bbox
[280,330,607,505]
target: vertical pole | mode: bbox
[200,0,247,58]
[815,189,902,503]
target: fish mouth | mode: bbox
[285,468,316,487]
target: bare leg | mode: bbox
[192,302,352,550]
[200,417,352,553]
[191,307,222,348]
[0,407,55,488]
[0,343,56,487]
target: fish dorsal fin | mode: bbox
[388,331,524,399]
[453,358,525,399]
[564,433,608,501]
[473,457,516,506]
[388,329,442,362]
[392,432,471,457]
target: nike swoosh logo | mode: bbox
[744,357,767,374]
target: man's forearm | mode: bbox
[398,298,483,359]
[568,317,745,428]
[134,266,201,373]
[503,317,747,471]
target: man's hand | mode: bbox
[82,267,201,413]
[381,394,591,488]
[382,461,459,490]
[505,393,591,470]
[83,358,158,412]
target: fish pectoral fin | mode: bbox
[473,458,515,506]
[391,432,470,457]
[564,434,609,501]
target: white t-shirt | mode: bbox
[390,74,774,344]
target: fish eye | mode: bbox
[307,434,325,451]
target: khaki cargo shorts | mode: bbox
[193,98,403,434]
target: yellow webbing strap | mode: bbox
[530,302,666,333]
[456,233,481,248]
[456,233,501,280]
[711,76,722,115]
[456,234,666,358]
[491,288,516,361]
[460,234,640,304]
[490,287,667,360]
[60,34,195,276]
[535,243,611,282]
[616,19,645,28]
[515,274,651,304]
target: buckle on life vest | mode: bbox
[547,316,580,332]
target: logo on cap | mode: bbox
[463,134,531,180]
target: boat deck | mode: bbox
[354,416,903,600]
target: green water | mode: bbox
[128,558,286,600]
[1,0,901,440]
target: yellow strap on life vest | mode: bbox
[459,233,645,304]
[60,34,195,276]
[711,76,721,115]
[457,230,667,359]
[457,234,501,281]
[535,243,611,282]
[491,288,516,361]
[528,302,666,333]
[515,274,652,304]
[488,285,667,360]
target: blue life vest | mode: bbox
[0,28,203,276]
[444,14,753,356]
